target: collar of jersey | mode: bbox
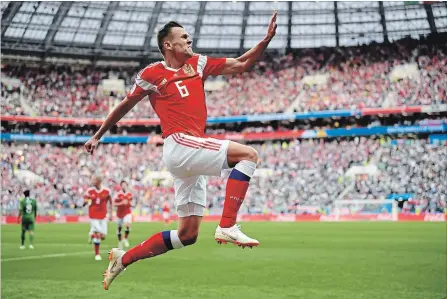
[161,61,180,72]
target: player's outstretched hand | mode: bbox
[266,9,277,40]
[84,137,99,155]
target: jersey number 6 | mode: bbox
[175,81,189,98]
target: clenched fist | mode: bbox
[84,137,99,155]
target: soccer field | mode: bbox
[1,222,445,299]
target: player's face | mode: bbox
[167,27,193,59]
[92,177,101,188]
[121,182,128,192]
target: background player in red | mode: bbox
[114,180,133,249]
[85,10,277,289]
[162,200,171,225]
[83,176,112,261]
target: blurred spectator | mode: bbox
[1,38,445,118]
[2,137,445,216]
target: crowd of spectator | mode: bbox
[2,38,445,118]
[2,137,445,216]
[292,41,447,112]
[349,139,446,213]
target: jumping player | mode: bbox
[83,176,112,260]
[114,180,133,249]
[18,190,37,249]
[85,10,277,289]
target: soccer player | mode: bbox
[85,10,277,289]
[18,190,37,249]
[83,176,112,260]
[114,180,133,249]
[162,200,171,225]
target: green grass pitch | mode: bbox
[1,222,446,299]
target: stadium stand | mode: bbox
[1,39,446,118]
[1,1,446,218]
[2,137,445,215]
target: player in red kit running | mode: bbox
[162,200,171,225]
[85,10,277,290]
[83,176,112,261]
[114,180,133,249]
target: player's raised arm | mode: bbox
[219,10,277,75]
[84,94,146,155]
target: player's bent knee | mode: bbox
[179,234,198,246]
[247,147,259,164]
[177,230,199,246]
[238,146,258,164]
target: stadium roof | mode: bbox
[1,1,446,61]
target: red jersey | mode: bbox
[163,204,170,213]
[84,187,111,219]
[127,55,226,138]
[114,191,132,218]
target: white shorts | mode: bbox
[163,133,230,217]
[89,218,107,235]
[116,214,132,226]
[163,211,170,220]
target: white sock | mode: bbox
[234,160,257,178]
[169,230,185,249]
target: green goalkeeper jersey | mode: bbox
[19,197,37,222]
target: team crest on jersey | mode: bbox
[182,64,195,76]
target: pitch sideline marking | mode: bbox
[2,243,97,247]
[1,250,104,262]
